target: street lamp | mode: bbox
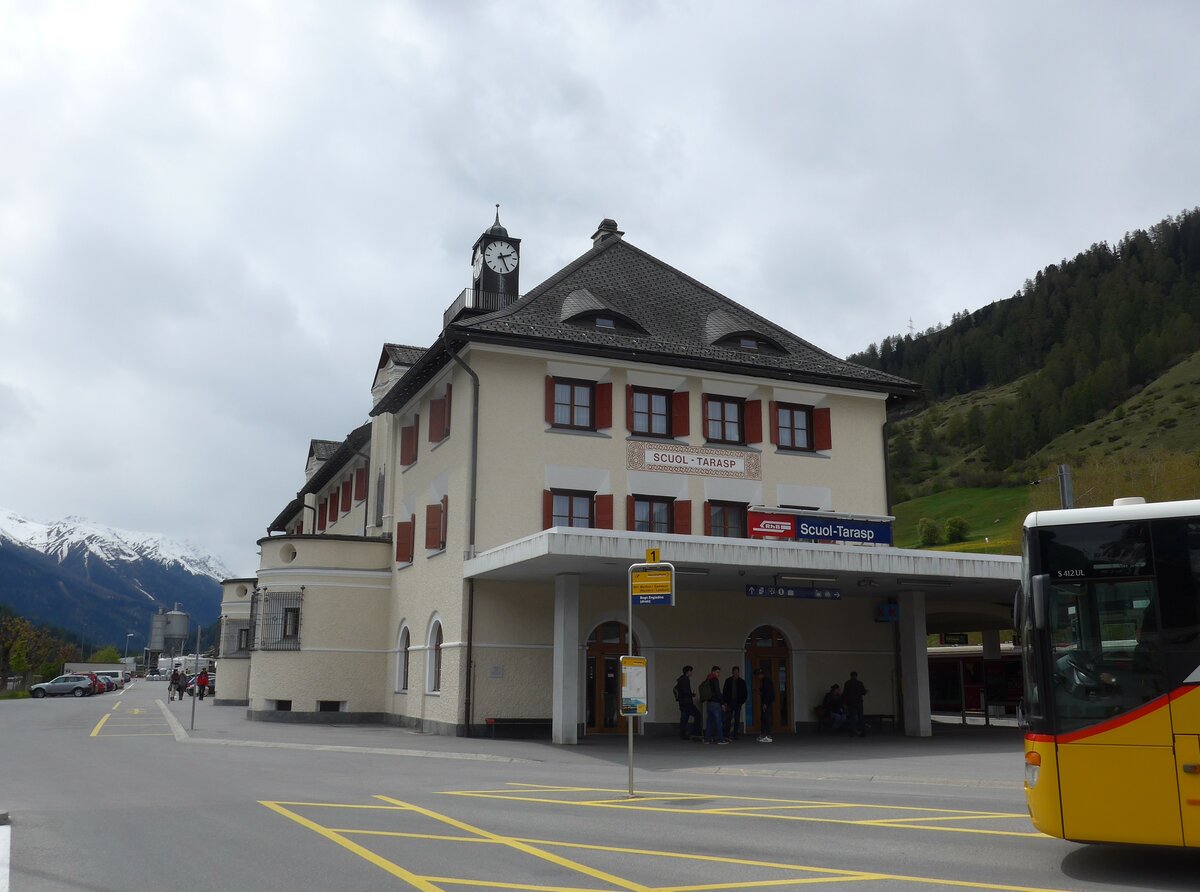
[124,632,136,659]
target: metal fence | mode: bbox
[259,589,304,651]
[218,617,251,659]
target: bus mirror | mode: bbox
[1031,574,1049,631]
[1012,586,1023,630]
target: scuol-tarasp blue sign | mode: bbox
[794,515,892,546]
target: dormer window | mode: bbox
[714,333,783,355]
[596,317,616,331]
[739,337,758,350]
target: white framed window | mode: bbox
[397,627,410,692]
[427,620,443,693]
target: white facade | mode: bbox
[220,218,1020,740]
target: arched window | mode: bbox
[427,621,443,693]
[397,627,410,692]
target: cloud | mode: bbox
[3,1,1200,573]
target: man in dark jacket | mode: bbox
[674,665,700,740]
[843,671,868,736]
[722,666,748,740]
[699,667,727,744]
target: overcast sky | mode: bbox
[2,2,1199,576]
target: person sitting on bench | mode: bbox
[822,683,847,731]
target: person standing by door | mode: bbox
[843,670,868,736]
[755,668,775,743]
[700,667,727,744]
[722,666,748,740]
[674,665,701,740]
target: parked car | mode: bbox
[82,672,104,694]
[31,675,94,698]
[97,671,124,689]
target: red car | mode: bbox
[84,672,105,694]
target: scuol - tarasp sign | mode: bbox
[748,510,893,546]
[627,442,761,480]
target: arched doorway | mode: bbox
[585,621,639,735]
[746,625,791,737]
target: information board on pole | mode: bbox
[629,562,675,606]
[620,655,647,716]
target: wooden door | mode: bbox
[746,625,790,736]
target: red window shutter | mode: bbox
[596,382,612,429]
[672,391,690,437]
[703,501,712,536]
[674,500,692,535]
[626,495,635,531]
[745,399,762,445]
[543,489,553,529]
[625,385,634,432]
[317,501,327,532]
[425,503,443,550]
[768,401,779,446]
[400,421,416,466]
[354,466,367,501]
[328,486,339,518]
[341,479,352,513]
[595,494,613,529]
[545,376,556,425]
[396,521,413,562]
[429,398,445,442]
[814,407,832,450]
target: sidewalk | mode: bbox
[167,698,1025,789]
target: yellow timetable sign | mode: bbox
[631,568,673,595]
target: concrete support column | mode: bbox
[898,590,931,737]
[552,574,580,745]
[982,628,1001,659]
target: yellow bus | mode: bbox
[1019,497,1200,847]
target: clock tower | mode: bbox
[470,205,520,306]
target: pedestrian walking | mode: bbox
[168,668,180,702]
[754,668,775,742]
[196,668,209,701]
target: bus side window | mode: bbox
[1153,519,1200,641]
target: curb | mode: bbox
[0,811,8,825]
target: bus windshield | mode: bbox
[1029,520,1167,735]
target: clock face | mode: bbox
[472,247,483,279]
[483,240,518,274]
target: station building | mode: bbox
[216,215,1021,742]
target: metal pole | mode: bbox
[190,625,199,730]
[627,588,634,798]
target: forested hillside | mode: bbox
[849,208,1200,486]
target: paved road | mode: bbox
[3,679,1198,891]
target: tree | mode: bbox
[88,645,121,663]
[10,638,30,687]
[918,517,942,546]
[944,516,970,543]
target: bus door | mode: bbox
[1049,580,1182,846]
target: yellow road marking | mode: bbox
[111,702,121,712]
[93,732,175,737]
[263,793,1075,892]
[440,785,1038,838]
[259,800,441,891]
[89,713,111,737]
[375,795,652,892]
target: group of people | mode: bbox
[167,667,209,702]
[674,664,776,744]
[819,670,869,736]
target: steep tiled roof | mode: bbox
[451,236,919,395]
[308,439,341,461]
[382,344,426,366]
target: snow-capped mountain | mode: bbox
[0,510,231,581]
[0,508,228,647]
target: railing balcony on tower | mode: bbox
[443,288,521,328]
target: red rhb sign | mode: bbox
[748,511,796,539]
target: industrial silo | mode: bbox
[163,605,190,655]
[148,608,167,652]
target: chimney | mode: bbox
[591,218,624,247]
